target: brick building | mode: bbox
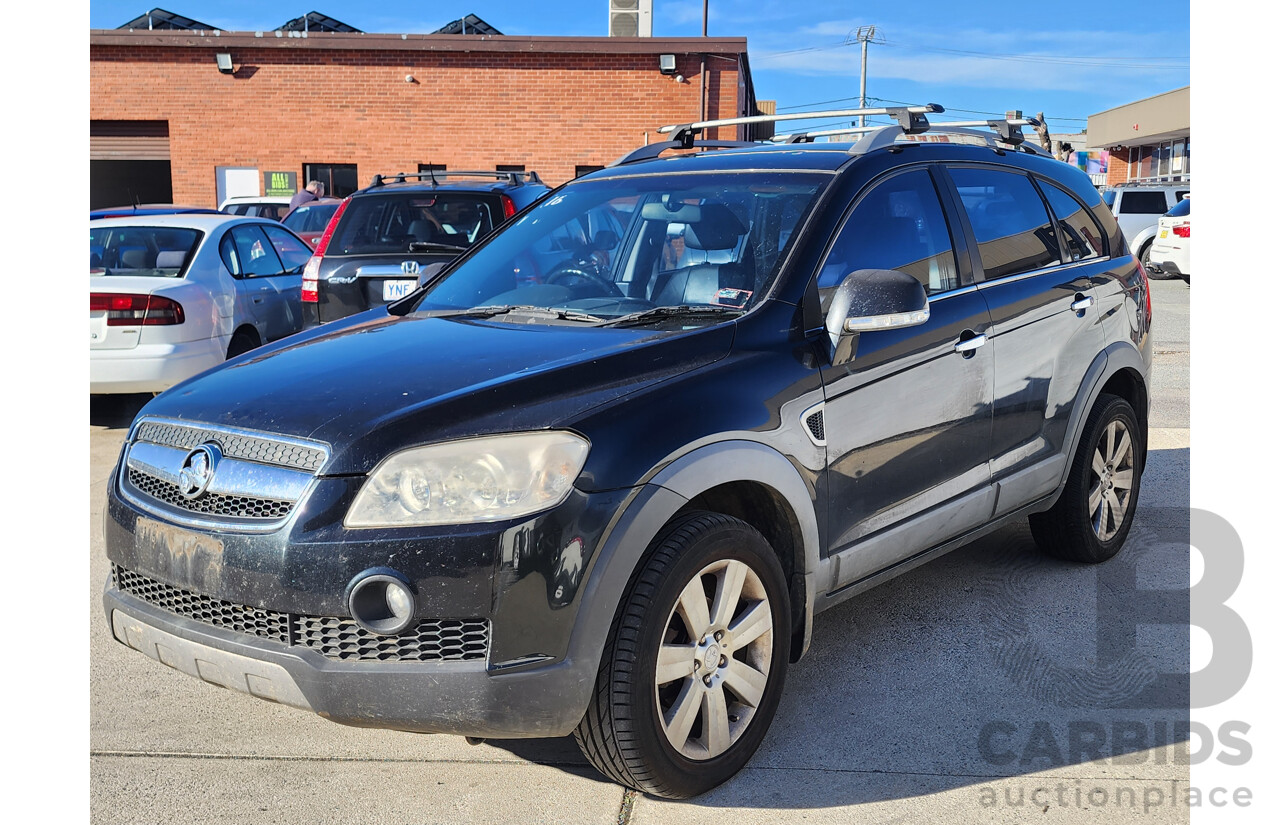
[89,28,758,209]
[1087,87,1190,188]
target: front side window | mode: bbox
[1039,181,1106,262]
[949,167,1059,280]
[89,226,201,277]
[411,172,828,322]
[817,168,959,295]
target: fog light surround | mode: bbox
[347,570,417,635]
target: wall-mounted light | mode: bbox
[658,54,676,74]
[215,52,233,74]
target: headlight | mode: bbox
[344,432,590,528]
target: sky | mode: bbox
[85,0,1191,137]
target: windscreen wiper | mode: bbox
[598,305,744,328]
[408,241,468,253]
[417,305,609,323]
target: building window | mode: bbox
[496,164,525,173]
[303,163,358,198]
[418,163,447,176]
[575,165,605,178]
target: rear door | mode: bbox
[943,165,1106,516]
[222,224,297,342]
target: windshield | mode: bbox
[90,226,202,278]
[283,202,340,233]
[330,192,500,255]
[1102,190,1116,208]
[410,172,827,323]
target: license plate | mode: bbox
[1159,229,1168,238]
[382,279,418,301]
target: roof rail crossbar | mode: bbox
[657,104,944,145]
[368,170,542,187]
[609,139,760,167]
[846,117,1054,159]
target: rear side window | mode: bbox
[330,193,501,255]
[1166,198,1191,217]
[1039,181,1107,262]
[227,225,285,277]
[818,168,960,294]
[1118,191,1169,214]
[949,167,1059,279]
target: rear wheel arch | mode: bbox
[226,324,261,358]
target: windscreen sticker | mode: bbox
[713,288,753,308]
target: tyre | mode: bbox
[1030,394,1143,563]
[574,511,791,798]
[226,329,259,359]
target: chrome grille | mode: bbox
[112,565,490,663]
[134,421,327,472]
[127,467,294,520]
[295,617,490,662]
[113,564,290,644]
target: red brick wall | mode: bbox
[1106,146,1132,187]
[90,45,743,204]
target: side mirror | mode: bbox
[825,268,930,354]
[416,261,447,288]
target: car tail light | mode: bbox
[1173,224,1190,238]
[501,194,517,220]
[302,196,351,303]
[90,293,185,326]
[1136,260,1152,324]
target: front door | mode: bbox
[817,166,994,587]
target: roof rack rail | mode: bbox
[772,116,1052,158]
[368,170,543,188]
[656,105,943,147]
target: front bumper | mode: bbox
[105,584,595,737]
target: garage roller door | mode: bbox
[90,120,170,161]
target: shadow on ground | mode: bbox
[91,394,152,430]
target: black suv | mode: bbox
[301,170,549,327]
[102,106,1152,799]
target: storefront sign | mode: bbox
[264,171,298,197]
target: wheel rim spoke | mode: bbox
[1112,429,1132,466]
[656,644,697,685]
[663,680,701,750]
[727,601,771,649]
[1105,421,1117,463]
[723,659,768,708]
[1092,448,1108,478]
[1111,469,1134,490]
[710,560,747,630]
[676,578,712,637]
[1088,482,1104,517]
[703,685,731,757]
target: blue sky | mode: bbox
[87,0,1190,137]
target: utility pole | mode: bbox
[856,26,877,128]
[700,1,709,123]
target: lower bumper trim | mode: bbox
[112,608,312,710]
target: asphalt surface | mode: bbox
[89,279,1192,824]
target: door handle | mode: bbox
[954,333,987,354]
[1071,294,1094,312]
[252,296,264,304]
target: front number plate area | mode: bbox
[133,516,225,593]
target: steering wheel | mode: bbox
[544,259,623,298]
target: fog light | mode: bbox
[348,571,416,635]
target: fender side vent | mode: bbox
[804,408,826,445]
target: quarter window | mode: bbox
[818,169,959,294]
[949,167,1059,280]
[1039,181,1106,262]
[1117,191,1169,214]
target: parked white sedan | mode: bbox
[1147,196,1190,280]
[90,214,312,393]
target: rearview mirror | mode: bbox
[825,268,930,354]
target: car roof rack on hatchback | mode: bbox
[368,170,544,188]
[612,105,1055,166]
